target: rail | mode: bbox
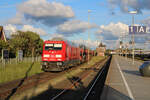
[83,56,111,100]
[50,56,112,100]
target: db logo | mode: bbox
[51,55,54,57]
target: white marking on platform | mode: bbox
[115,57,135,100]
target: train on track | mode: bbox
[41,38,95,71]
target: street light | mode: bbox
[129,10,137,64]
[125,33,128,58]
[88,10,91,64]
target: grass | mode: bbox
[0,56,105,84]
[10,56,106,100]
[0,62,42,84]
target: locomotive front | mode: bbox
[41,41,66,71]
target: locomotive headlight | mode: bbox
[57,62,62,65]
[56,55,62,58]
[43,62,47,65]
[44,54,50,57]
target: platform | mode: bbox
[101,55,150,100]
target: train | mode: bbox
[41,38,95,71]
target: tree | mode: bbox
[120,41,123,45]
[0,40,8,57]
[9,31,43,57]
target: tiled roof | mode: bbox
[0,26,3,37]
[0,26,7,42]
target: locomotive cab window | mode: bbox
[54,44,62,50]
[45,43,62,50]
[45,43,54,50]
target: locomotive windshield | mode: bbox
[45,43,62,50]
[54,44,62,50]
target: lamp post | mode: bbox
[124,34,128,59]
[121,32,124,56]
[129,11,137,64]
[88,10,91,64]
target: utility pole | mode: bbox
[122,32,124,56]
[125,34,128,59]
[88,10,91,64]
[129,11,137,64]
[132,14,135,64]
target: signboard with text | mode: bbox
[18,50,23,60]
[129,26,147,34]
[2,49,9,59]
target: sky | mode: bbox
[1,0,150,49]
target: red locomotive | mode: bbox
[41,38,93,71]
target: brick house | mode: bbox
[96,43,106,56]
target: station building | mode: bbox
[96,43,106,56]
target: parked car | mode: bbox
[139,61,150,77]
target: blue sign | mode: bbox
[3,49,9,59]
[129,26,147,34]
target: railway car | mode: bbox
[41,39,82,71]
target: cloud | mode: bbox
[4,24,17,38]
[134,36,146,43]
[96,22,128,40]
[107,0,150,13]
[4,24,17,34]
[7,0,74,26]
[73,39,100,48]
[141,17,150,26]
[49,33,65,40]
[4,24,47,36]
[105,40,119,49]
[57,20,98,36]
[95,22,130,49]
[133,35,150,44]
[48,34,100,48]
[22,25,47,36]
[95,22,150,49]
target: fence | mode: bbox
[0,56,42,84]
[0,56,41,67]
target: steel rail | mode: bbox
[51,59,107,100]
[83,65,105,100]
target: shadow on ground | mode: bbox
[21,58,112,100]
[67,76,84,89]
[7,57,118,100]
[24,78,133,100]
[27,86,86,100]
[80,67,100,72]
[101,85,132,100]
[5,62,34,100]
[21,73,96,100]
[122,69,141,76]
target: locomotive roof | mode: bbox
[45,40,79,47]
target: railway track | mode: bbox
[49,57,111,100]
[83,56,111,100]
[0,62,88,100]
[0,58,107,100]
[0,72,60,100]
